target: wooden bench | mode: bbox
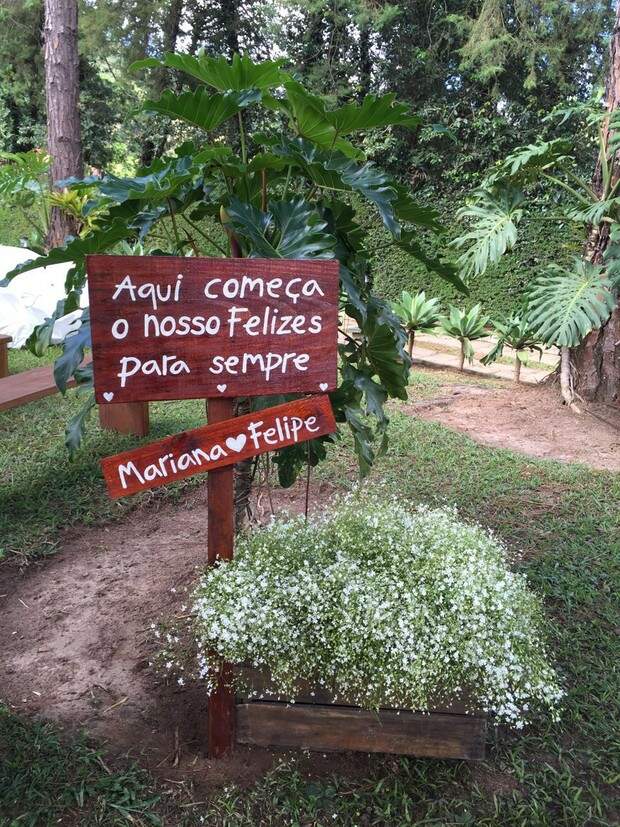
[0,345,149,436]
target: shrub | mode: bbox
[192,494,562,728]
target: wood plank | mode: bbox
[98,401,149,437]
[207,396,236,758]
[87,255,340,403]
[236,702,486,760]
[0,364,76,412]
[101,395,336,499]
[233,665,473,715]
[0,335,11,379]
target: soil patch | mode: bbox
[406,382,620,472]
[0,479,340,793]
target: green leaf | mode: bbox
[25,299,66,356]
[65,393,96,457]
[282,81,361,158]
[131,52,287,92]
[365,321,409,399]
[325,93,421,133]
[143,88,247,132]
[2,220,133,284]
[396,231,468,293]
[485,138,573,185]
[226,197,335,259]
[451,187,524,280]
[344,405,375,477]
[392,186,444,231]
[527,259,616,347]
[54,310,91,393]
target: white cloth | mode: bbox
[0,245,87,347]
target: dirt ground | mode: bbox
[407,379,620,472]
[1,377,618,793]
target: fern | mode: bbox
[527,259,616,348]
[451,187,524,280]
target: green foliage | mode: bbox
[452,187,524,280]
[527,259,617,348]
[4,53,464,485]
[0,149,50,245]
[392,290,442,354]
[440,304,489,364]
[481,312,544,367]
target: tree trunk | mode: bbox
[459,341,465,372]
[407,330,415,358]
[44,0,81,249]
[514,354,521,383]
[571,1,620,403]
[140,0,184,166]
[358,20,372,100]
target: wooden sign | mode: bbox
[87,255,339,404]
[101,395,336,499]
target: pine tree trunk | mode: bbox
[571,1,620,403]
[44,0,81,249]
[358,20,372,100]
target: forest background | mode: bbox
[0,0,614,318]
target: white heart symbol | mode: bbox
[103,392,114,402]
[225,434,247,453]
[217,384,227,393]
[319,383,329,392]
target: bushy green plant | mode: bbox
[440,304,489,370]
[192,494,563,728]
[4,52,466,482]
[482,311,544,382]
[391,290,441,356]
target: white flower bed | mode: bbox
[192,495,562,728]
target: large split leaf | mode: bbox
[485,139,573,185]
[281,81,360,158]
[143,88,250,133]
[54,309,91,393]
[131,52,287,93]
[451,186,524,280]
[326,93,421,133]
[527,259,615,347]
[225,197,335,259]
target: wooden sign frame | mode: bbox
[87,254,339,404]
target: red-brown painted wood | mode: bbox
[100,395,336,499]
[98,401,150,436]
[86,255,339,403]
[206,396,235,758]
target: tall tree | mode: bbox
[44,0,82,247]
[572,0,620,403]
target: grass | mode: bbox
[0,362,619,825]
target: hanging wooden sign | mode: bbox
[87,255,339,404]
[101,395,336,499]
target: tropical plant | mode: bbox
[451,101,620,405]
[481,311,544,382]
[191,494,563,727]
[440,304,489,370]
[391,290,442,356]
[0,150,50,249]
[3,52,466,485]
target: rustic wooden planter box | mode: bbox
[233,666,487,760]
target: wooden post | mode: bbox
[0,335,12,379]
[206,228,240,758]
[206,396,236,757]
[99,401,149,436]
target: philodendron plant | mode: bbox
[4,52,465,485]
[440,304,489,371]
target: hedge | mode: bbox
[358,198,584,319]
